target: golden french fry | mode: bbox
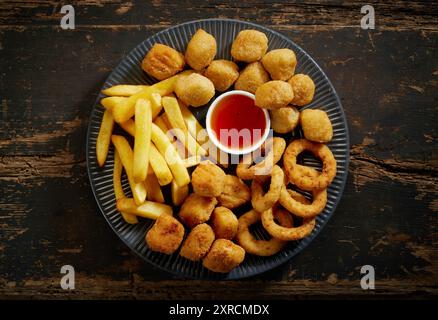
[151,123,190,187]
[116,198,172,220]
[119,119,135,137]
[160,113,190,159]
[111,135,147,205]
[102,85,149,96]
[179,101,206,143]
[149,143,173,186]
[101,96,127,110]
[182,155,202,168]
[113,151,138,224]
[145,172,165,203]
[154,114,171,136]
[171,180,189,206]
[96,109,115,167]
[133,99,152,182]
[150,92,162,118]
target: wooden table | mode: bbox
[0,1,437,299]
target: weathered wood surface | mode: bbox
[0,0,437,299]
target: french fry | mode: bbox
[96,109,115,167]
[171,180,189,206]
[133,99,152,182]
[161,113,190,159]
[154,114,171,136]
[182,155,202,168]
[148,143,173,186]
[113,151,138,224]
[151,123,190,187]
[119,119,135,137]
[101,96,127,110]
[111,135,147,205]
[150,92,163,119]
[116,198,172,220]
[102,85,149,96]
[145,172,165,203]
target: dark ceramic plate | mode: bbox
[86,19,349,279]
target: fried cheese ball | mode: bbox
[211,207,238,240]
[204,60,239,92]
[185,29,217,71]
[288,74,315,106]
[175,73,215,107]
[269,106,300,134]
[145,214,184,254]
[191,161,226,197]
[300,109,333,143]
[255,80,294,109]
[203,239,245,273]
[261,48,297,81]
[179,193,218,228]
[180,223,215,261]
[231,29,268,63]
[141,43,185,80]
[217,175,251,209]
[234,62,270,94]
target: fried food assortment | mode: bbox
[142,43,185,80]
[179,193,217,228]
[231,29,268,63]
[203,239,245,273]
[234,62,270,94]
[261,48,297,81]
[217,175,251,209]
[204,60,239,92]
[300,109,333,143]
[145,214,184,254]
[185,29,217,71]
[288,74,315,106]
[180,223,215,261]
[269,106,300,134]
[175,73,215,107]
[210,206,238,240]
[255,80,294,109]
[191,161,226,197]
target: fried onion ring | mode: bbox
[251,165,284,213]
[236,137,286,180]
[280,188,326,218]
[283,139,336,191]
[236,209,293,256]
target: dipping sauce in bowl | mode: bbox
[206,90,270,155]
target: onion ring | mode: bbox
[237,137,286,180]
[283,139,336,191]
[236,209,293,256]
[251,165,284,213]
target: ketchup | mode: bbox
[211,94,266,150]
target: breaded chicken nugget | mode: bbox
[234,62,270,94]
[211,207,238,240]
[204,60,239,92]
[203,239,245,273]
[185,29,217,70]
[145,214,184,254]
[217,175,250,209]
[175,73,215,107]
[192,161,226,197]
[261,48,297,81]
[300,109,333,143]
[288,74,315,106]
[255,80,294,109]
[269,106,300,134]
[231,30,268,63]
[180,223,215,261]
[141,43,185,80]
[179,193,218,228]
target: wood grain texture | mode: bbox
[0,0,437,299]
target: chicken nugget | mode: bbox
[269,106,300,134]
[175,73,215,107]
[211,207,238,240]
[300,109,333,143]
[180,223,215,261]
[179,193,218,228]
[288,74,315,106]
[204,60,239,92]
[185,29,217,70]
[255,80,294,109]
[141,43,185,80]
[145,214,184,254]
[234,62,270,94]
[203,239,245,273]
[217,175,250,209]
[261,48,297,81]
[231,30,268,63]
[192,161,226,197]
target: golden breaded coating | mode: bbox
[300,109,333,143]
[261,48,297,81]
[255,80,294,109]
[180,223,215,261]
[231,30,268,63]
[141,43,185,80]
[234,62,270,94]
[191,161,226,197]
[288,74,315,106]
[175,73,215,107]
[179,193,218,228]
[185,29,217,70]
[145,214,184,254]
[202,239,245,273]
[269,106,300,134]
[204,60,239,92]
[217,175,250,209]
[211,207,238,240]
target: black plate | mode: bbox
[86,19,350,279]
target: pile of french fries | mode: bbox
[96,71,226,224]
